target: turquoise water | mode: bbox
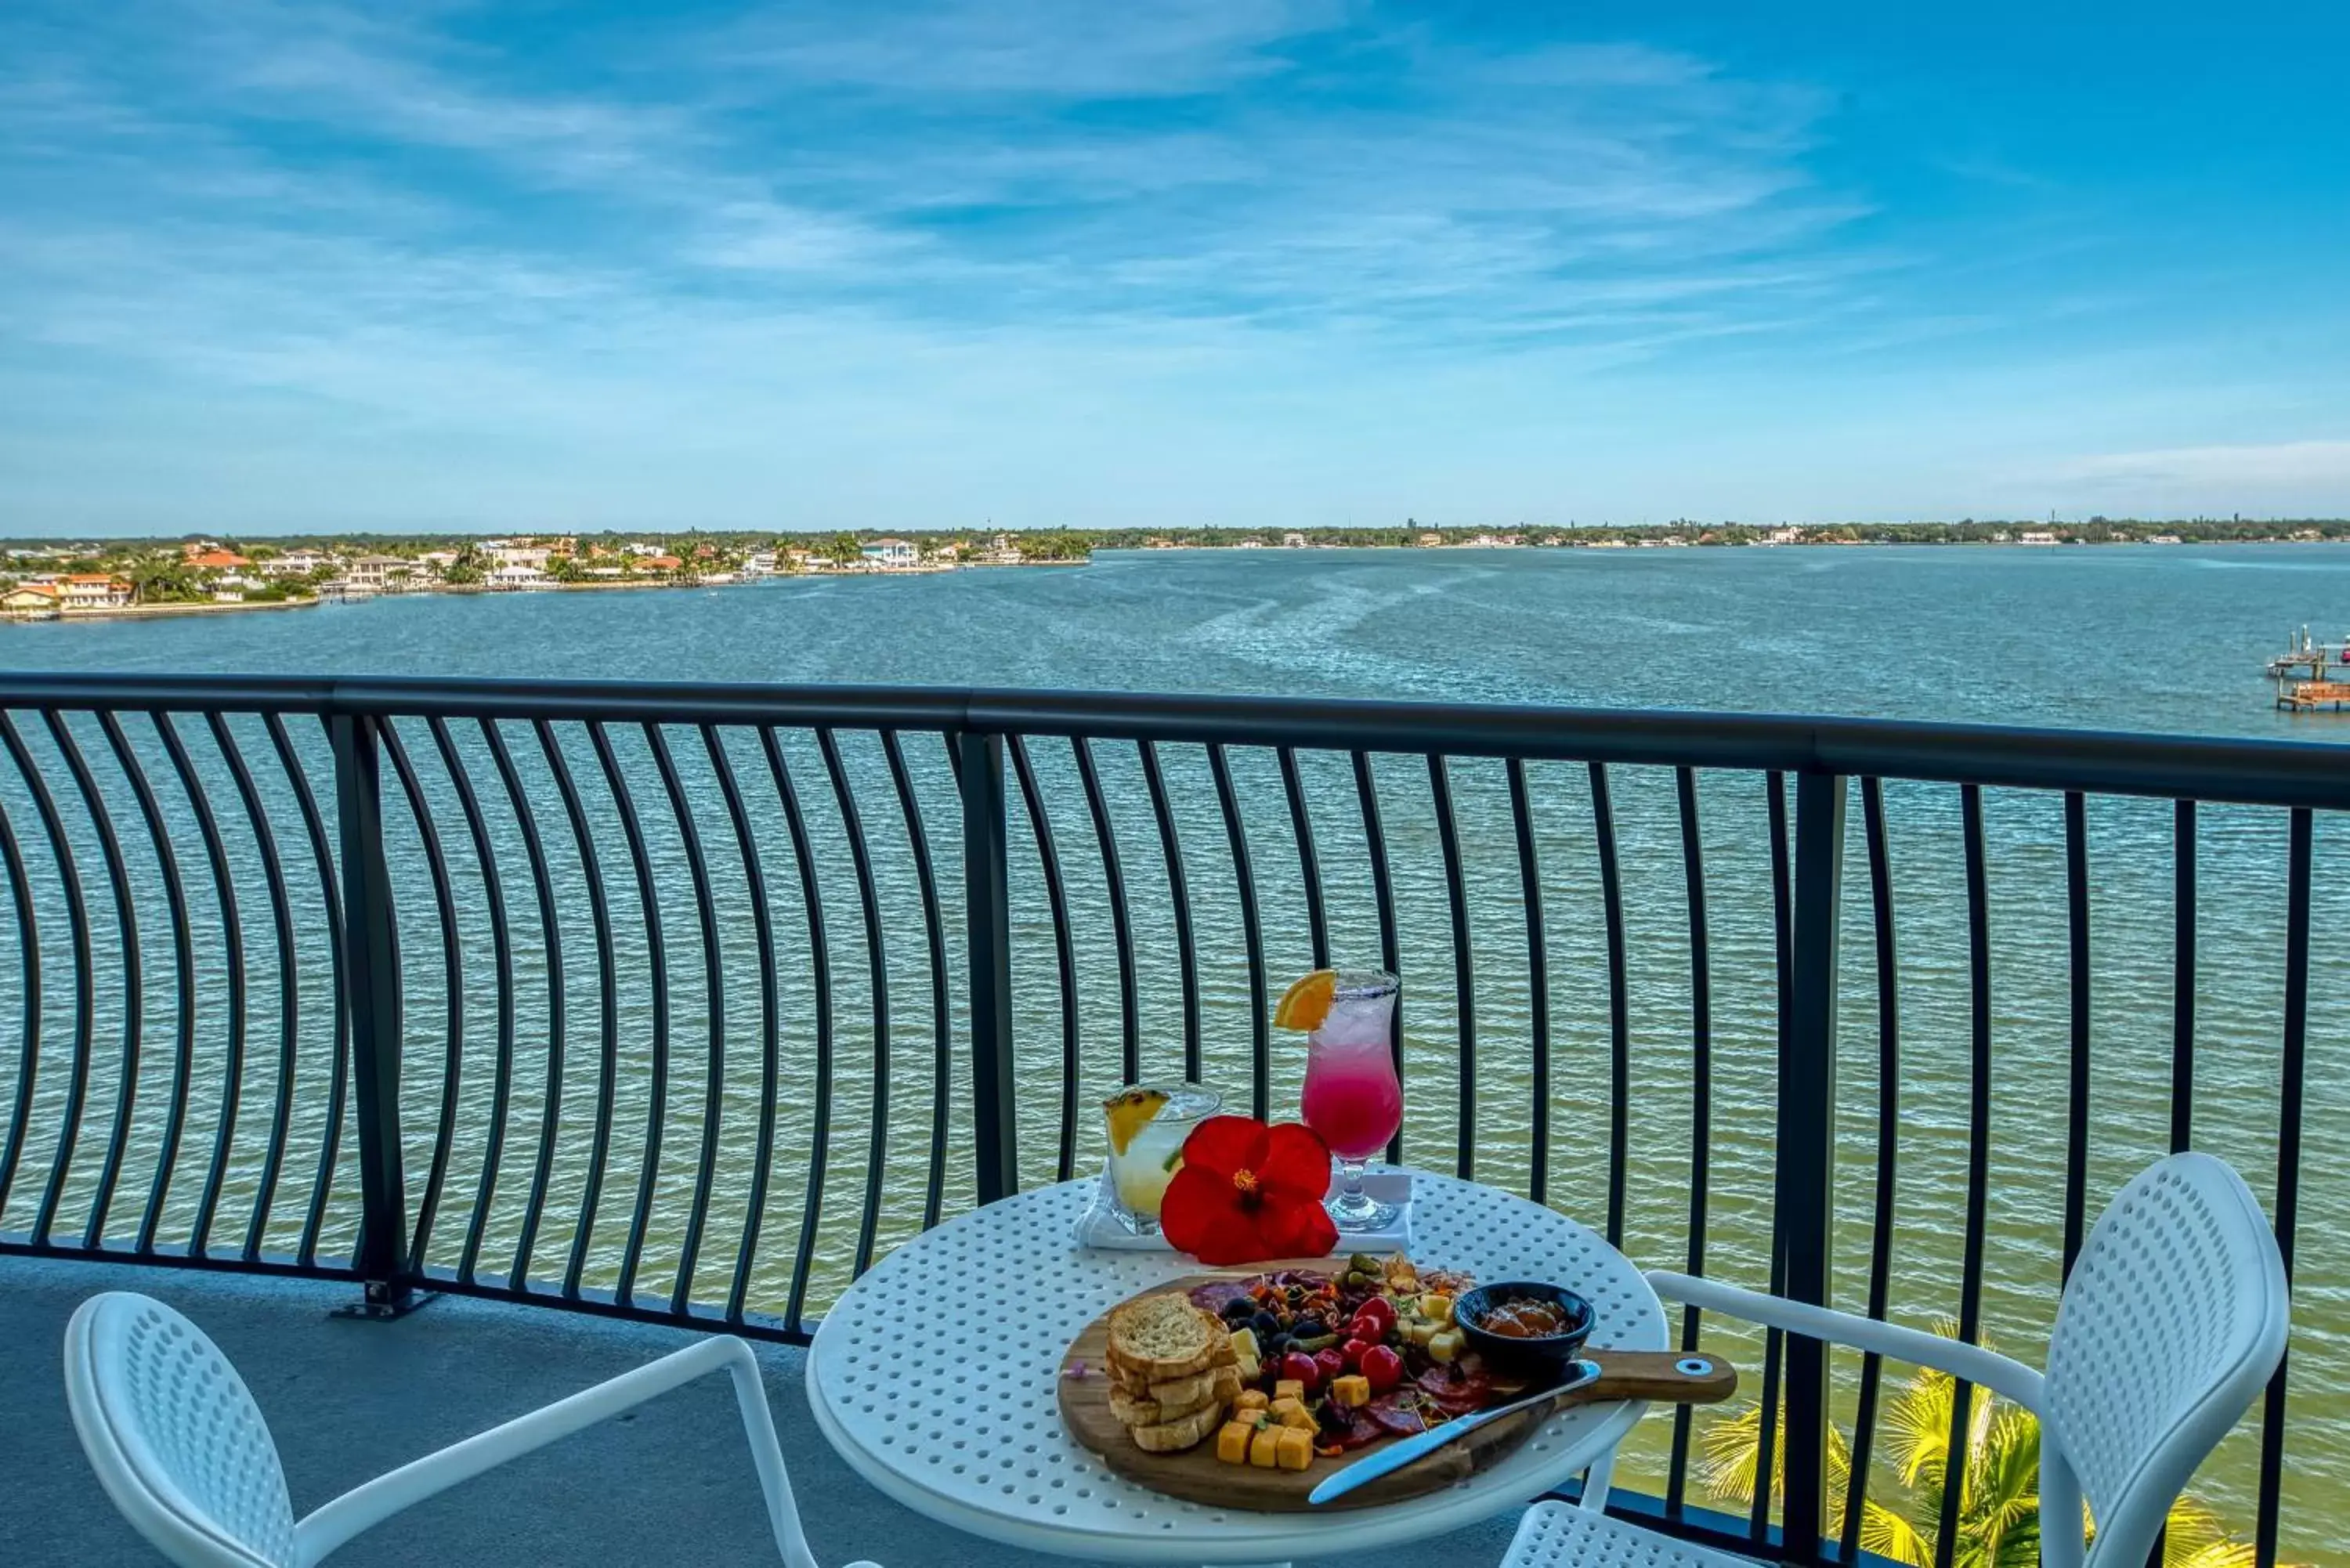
[2,544,2345,1560]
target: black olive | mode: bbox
[1264,1331,1291,1358]
[1250,1310,1281,1337]
[1221,1298,1256,1324]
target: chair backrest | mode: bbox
[2041,1153,2289,1568]
[64,1292,298,1568]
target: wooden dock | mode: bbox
[2269,629,2350,710]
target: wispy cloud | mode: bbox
[5,0,2336,530]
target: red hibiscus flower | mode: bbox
[1161,1115,1337,1266]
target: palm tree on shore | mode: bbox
[1694,1324,2266,1568]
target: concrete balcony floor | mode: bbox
[2,1255,1531,1566]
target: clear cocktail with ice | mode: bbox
[1101,1082,1221,1235]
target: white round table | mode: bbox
[805,1172,1668,1565]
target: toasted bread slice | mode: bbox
[1108,1362,1241,1426]
[1105,1293,1225,1383]
[1106,1341,1238,1396]
[1126,1397,1228,1454]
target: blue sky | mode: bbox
[2,1,2345,535]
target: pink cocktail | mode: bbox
[1300,970,1402,1230]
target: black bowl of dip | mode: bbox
[1452,1281,1596,1378]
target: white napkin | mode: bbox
[1072,1169,1415,1253]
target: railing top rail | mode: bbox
[2,670,2347,811]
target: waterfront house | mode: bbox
[861,537,918,569]
[1,581,62,613]
[262,549,333,576]
[487,562,551,590]
[1283,531,1308,547]
[349,555,417,592]
[59,573,132,609]
[641,554,684,574]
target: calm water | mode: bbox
[4,544,2346,1559]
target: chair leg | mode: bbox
[1577,1451,1617,1513]
[720,1339,820,1568]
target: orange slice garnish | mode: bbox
[1273,969,1339,1031]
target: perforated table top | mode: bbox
[806,1172,1666,1565]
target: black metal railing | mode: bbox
[0,672,2337,1568]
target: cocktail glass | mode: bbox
[1101,1082,1222,1235]
[1300,970,1403,1230]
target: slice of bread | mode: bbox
[1108,1363,1241,1427]
[1105,1293,1226,1383]
[1107,1342,1238,1397]
[1126,1398,1228,1454]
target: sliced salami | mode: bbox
[1364,1394,1428,1436]
[1186,1281,1253,1316]
[1414,1361,1492,1416]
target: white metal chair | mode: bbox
[63,1291,880,1568]
[1504,1151,2290,1568]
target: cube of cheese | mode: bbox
[1215,1420,1253,1465]
[1329,1374,1372,1408]
[1274,1378,1305,1403]
[1230,1328,1261,1382]
[1249,1427,1282,1469]
[1234,1389,1269,1414]
[1269,1396,1305,1423]
[1276,1425,1314,1472]
[1280,1404,1317,1431]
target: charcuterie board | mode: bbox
[1057,1260,1736,1513]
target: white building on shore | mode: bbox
[860,538,918,570]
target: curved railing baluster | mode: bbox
[0,789,39,1218]
[1010,735,1081,1180]
[1587,762,1629,1248]
[1665,764,1709,1516]
[704,726,779,1321]
[45,712,143,1250]
[1935,782,1995,1568]
[1840,775,1901,1561]
[1138,740,1202,1082]
[0,713,92,1248]
[589,721,667,1308]
[429,717,513,1286]
[483,719,566,1289]
[1504,759,1549,1205]
[208,715,298,1261]
[155,714,244,1259]
[646,722,723,1312]
[1750,768,1791,1545]
[2256,807,2311,1568]
[2172,797,2196,1151]
[1209,744,1269,1120]
[537,721,618,1301]
[761,727,830,1336]
[267,715,348,1268]
[816,728,889,1279]
[378,720,461,1276]
[96,711,193,1255]
[1278,746,1330,970]
[1350,750,1403,1164]
[2061,790,2091,1281]
[1429,753,1474,1179]
[1073,737,1139,1082]
[880,730,953,1230]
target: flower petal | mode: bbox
[1179,1115,1267,1182]
[1260,1194,1340,1260]
[1255,1122,1334,1201]
[1159,1165,1235,1259]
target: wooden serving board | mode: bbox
[1058,1262,1737,1513]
